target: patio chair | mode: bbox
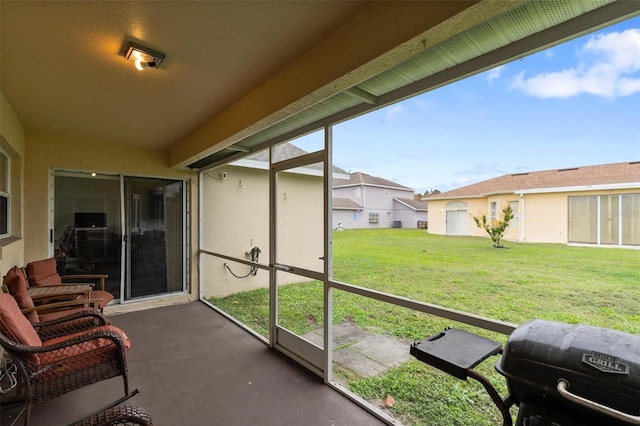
[70,405,153,426]
[25,258,114,310]
[3,266,106,322]
[0,293,131,425]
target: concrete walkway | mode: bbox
[302,322,412,383]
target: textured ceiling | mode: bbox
[0,1,368,150]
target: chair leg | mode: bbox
[23,404,30,426]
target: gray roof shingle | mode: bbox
[428,162,640,199]
[332,198,363,209]
[394,198,428,211]
[333,172,413,190]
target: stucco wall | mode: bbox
[0,92,26,271]
[201,165,269,298]
[334,210,359,229]
[202,165,323,298]
[428,189,640,245]
[393,208,427,229]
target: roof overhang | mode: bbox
[186,0,640,170]
[515,182,640,195]
[393,198,428,211]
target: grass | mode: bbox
[209,229,640,425]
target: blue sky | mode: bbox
[315,16,640,194]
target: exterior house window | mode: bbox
[0,149,10,238]
[386,212,392,219]
[490,202,497,224]
[509,200,519,230]
[369,212,379,223]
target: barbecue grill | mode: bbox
[410,319,640,425]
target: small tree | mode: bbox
[473,204,514,248]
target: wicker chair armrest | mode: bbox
[34,310,110,340]
[21,298,103,315]
[61,274,108,291]
[71,405,153,426]
[0,324,121,354]
[33,310,109,328]
[40,328,126,352]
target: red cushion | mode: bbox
[26,258,62,287]
[0,293,42,348]
[3,267,39,323]
[39,325,130,370]
[92,290,115,308]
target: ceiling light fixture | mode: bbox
[125,42,165,71]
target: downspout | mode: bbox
[518,193,526,242]
[362,184,366,228]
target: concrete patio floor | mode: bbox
[1,302,388,426]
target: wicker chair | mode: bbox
[3,266,104,324]
[0,293,131,425]
[71,405,153,426]
[25,258,114,311]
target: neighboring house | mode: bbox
[426,162,640,247]
[332,172,427,229]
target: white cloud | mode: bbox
[454,162,503,177]
[384,105,405,122]
[487,65,505,84]
[414,98,434,109]
[510,28,640,98]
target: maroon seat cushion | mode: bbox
[38,325,130,378]
[25,258,62,286]
[0,293,42,362]
[3,266,39,323]
[91,290,115,308]
[26,258,113,308]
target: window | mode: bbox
[369,212,379,223]
[509,200,519,230]
[489,202,497,224]
[0,149,10,238]
[386,212,392,219]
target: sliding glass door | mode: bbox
[124,177,185,300]
[53,171,186,302]
[54,172,122,298]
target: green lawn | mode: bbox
[209,229,640,425]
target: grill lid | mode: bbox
[497,319,640,420]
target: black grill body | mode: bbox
[496,319,640,425]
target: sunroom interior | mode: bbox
[1,1,639,425]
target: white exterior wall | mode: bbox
[393,200,427,229]
[334,209,359,229]
[202,165,323,298]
